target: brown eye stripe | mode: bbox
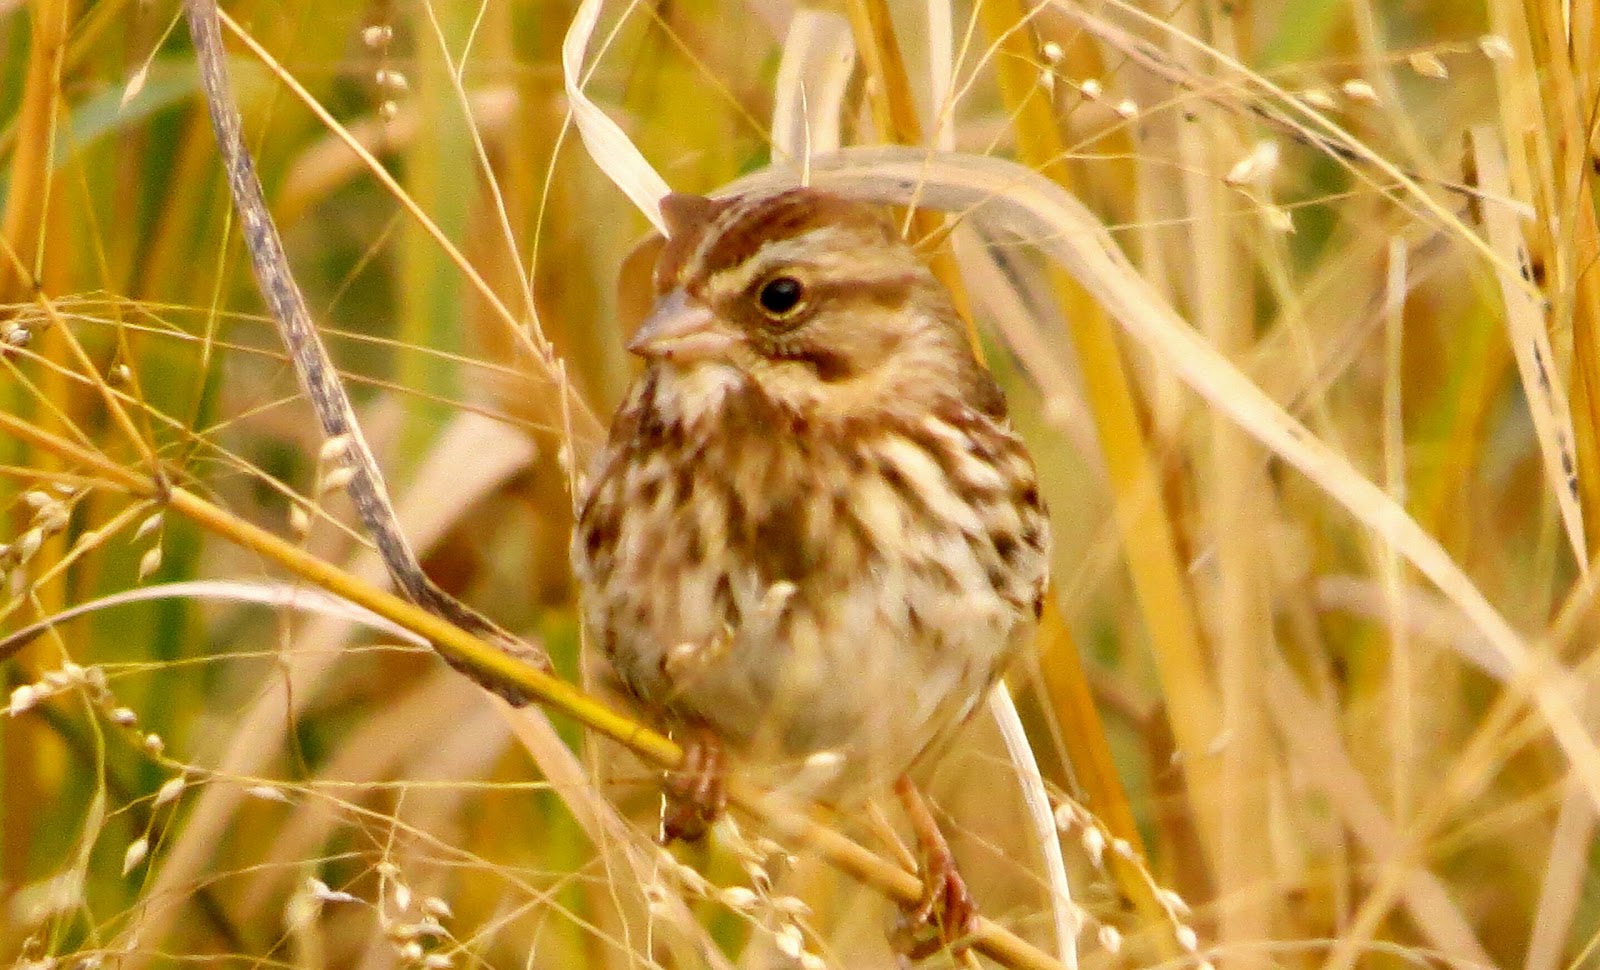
[802,272,920,309]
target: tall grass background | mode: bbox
[2,0,1597,967]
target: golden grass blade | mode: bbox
[1469,126,1588,571]
[1524,779,1597,970]
[562,0,672,232]
[770,10,855,162]
[728,145,1600,812]
[418,2,538,324]
[0,580,423,661]
[845,0,926,148]
[844,0,979,347]
[923,0,954,151]
[1569,220,1600,556]
[988,686,1078,969]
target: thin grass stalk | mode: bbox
[1170,19,1279,948]
[1069,0,1537,295]
[1382,238,1414,823]
[978,0,1224,888]
[398,3,473,441]
[0,248,164,478]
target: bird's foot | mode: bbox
[890,777,978,961]
[891,849,977,961]
[660,726,725,843]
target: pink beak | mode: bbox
[628,290,744,360]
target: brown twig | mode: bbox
[181,0,549,697]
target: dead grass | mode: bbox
[2,1,1598,968]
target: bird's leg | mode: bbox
[660,723,726,843]
[890,775,977,960]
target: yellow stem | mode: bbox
[0,0,72,303]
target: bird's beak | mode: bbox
[627,290,743,360]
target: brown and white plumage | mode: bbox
[573,188,1050,808]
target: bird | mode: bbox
[572,186,1050,953]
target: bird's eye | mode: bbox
[757,276,805,318]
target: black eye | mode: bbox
[757,276,805,317]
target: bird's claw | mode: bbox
[891,842,978,961]
[660,728,726,843]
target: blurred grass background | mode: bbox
[2,0,1598,967]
